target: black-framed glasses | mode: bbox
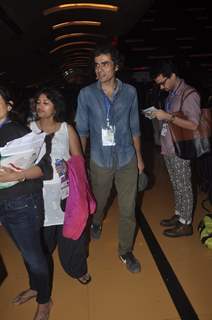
[157,77,168,87]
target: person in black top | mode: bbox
[0,87,53,320]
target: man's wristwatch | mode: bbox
[169,114,176,123]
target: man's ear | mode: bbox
[115,65,119,72]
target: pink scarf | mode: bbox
[63,155,96,240]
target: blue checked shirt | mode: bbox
[75,79,141,169]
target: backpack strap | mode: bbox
[179,88,197,111]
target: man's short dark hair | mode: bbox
[150,60,179,79]
[93,45,120,67]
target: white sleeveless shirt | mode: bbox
[30,121,70,226]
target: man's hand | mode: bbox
[137,158,145,174]
[152,109,171,121]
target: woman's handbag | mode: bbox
[168,89,212,160]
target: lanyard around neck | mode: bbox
[103,94,112,123]
[165,80,183,112]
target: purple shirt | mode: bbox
[160,78,201,156]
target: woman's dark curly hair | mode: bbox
[34,87,66,122]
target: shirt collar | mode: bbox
[170,78,184,96]
[96,78,122,95]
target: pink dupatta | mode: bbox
[62,155,96,240]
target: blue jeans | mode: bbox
[0,192,51,304]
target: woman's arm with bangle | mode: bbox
[0,165,43,183]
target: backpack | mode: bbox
[198,206,212,249]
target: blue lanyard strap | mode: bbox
[103,95,112,123]
[165,91,176,112]
[165,80,182,112]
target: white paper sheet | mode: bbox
[0,131,46,189]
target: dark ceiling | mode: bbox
[0,0,211,94]
[0,0,153,87]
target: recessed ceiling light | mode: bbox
[62,48,94,56]
[52,21,101,30]
[50,41,96,54]
[55,33,106,42]
[43,3,119,16]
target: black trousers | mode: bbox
[42,224,89,290]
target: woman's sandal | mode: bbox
[12,288,37,305]
[77,273,91,285]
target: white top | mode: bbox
[30,121,70,226]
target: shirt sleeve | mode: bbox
[130,88,141,136]
[182,91,201,125]
[75,89,89,137]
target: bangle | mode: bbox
[169,114,176,123]
[18,172,26,182]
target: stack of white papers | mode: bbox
[0,131,46,189]
[142,106,157,119]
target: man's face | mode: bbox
[154,73,175,92]
[94,53,118,84]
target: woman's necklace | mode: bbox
[37,120,60,134]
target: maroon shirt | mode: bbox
[160,78,201,156]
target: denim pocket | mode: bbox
[3,193,44,228]
[5,196,30,211]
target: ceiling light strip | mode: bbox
[50,41,96,54]
[61,59,89,68]
[52,21,101,30]
[55,33,106,42]
[44,3,119,16]
[63,57,90,63]
[62,48,94,55]
[63,51,92,57]
[63,63,88,68]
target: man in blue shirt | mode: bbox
[75,45,144,273]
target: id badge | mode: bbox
[61,179,69,200]
[55,159,69,199]
[102,125,116,146]
[161,123,168,136]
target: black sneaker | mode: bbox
[119,252,141,273]
[90,223,102,240]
